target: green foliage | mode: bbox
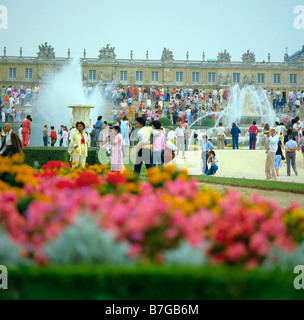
[1,265,304,300]
[44,215,132,265]
[159,117,172,127]
[202,119,215,127]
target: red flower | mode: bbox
[56,179,77,189]
[105,172,126,185]
[76,172,100,187]
[42,161,63,170]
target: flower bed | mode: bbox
[0,154,303,268]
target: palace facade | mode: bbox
[1,43,304,90]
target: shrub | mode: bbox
[44,215,131,265]
[0,229,30,267]
[159,117,172,127]
[1,265,304,300]
[202,119,215,127]
[23,147,100,168]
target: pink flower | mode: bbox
[249,233,271,256]
[225,242,247,263]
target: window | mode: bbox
[290,74,297,84]
[208,72,216,83]
[176,72,183,82]
[274,73,281,84]
[120,71,127,81]
[233,73,240,83]
[89,70,96,81]
[9,68,16,79]
[258,73,265,84]
[192,72,199,83]
[151,71,159,82]
[136,71,143,82]
[25,68,33,79]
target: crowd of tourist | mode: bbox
[0,83,303,178]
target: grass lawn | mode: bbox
[193,175,304,194]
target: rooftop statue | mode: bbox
[161,48,174,61]
[242,50,256,64]
[37,42,55,59]
[217,49,231,63]
[98,44,116,60]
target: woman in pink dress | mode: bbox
[110,125,123,172]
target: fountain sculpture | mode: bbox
[68,105,95,128]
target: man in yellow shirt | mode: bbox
[134,117,152,175]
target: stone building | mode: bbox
[0,43,304,90]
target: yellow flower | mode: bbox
[164,164,175,175]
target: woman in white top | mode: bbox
[167,126,175,144]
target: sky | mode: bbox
[0,0,303,62]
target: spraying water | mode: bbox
[225,84,275,127]
[31,59,114,146]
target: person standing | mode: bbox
[93,116,103,148]
[183,119,190,151]
[265,128,279,180]
[274,137,283,177]
[61,126,69,147]
[230,122,241,149]
[151,120,166,167]
[175,122,186,158]
[21,115,32,147]
[110,125,123,172]
[285,135,298,176]
[248,121,259,150]
[101,121,109,149]
[0,123,23,157]
[167,126,175,144]
[58,125,64,147]
[90,125,97,148]
[42,125,49,146]
[216,122,226,149]
[68,121,89,168]
[120,115,129,146]
[50,126,57,146]
[134,117,152,175]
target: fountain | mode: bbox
[225,84,275,127]
[189,85,276,149]
[68,105,95,128]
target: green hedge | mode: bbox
[23,147,103,168]
[0,265,303,300]
[159,117,172,127]
[202,119,215,127]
